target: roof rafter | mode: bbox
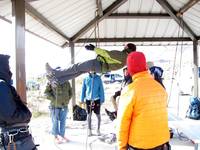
[70,0,128,43]
[108,13,171,19]
[25,2,70,44]
[96,0,103,17]
[156,0,197,41]
[76,37,192,43]
[177,0,200,15]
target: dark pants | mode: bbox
[86,100,101,130]
[128,142,171,150]
[86,100,101,115]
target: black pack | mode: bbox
[73,105,87,121]
[186,97,200,120]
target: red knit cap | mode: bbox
[127,52,147,76]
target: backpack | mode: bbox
[186,97,200,120]
[73,105,87,121]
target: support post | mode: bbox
[193,40,198,97]
[69,42,76,106]
[11,0,26,102]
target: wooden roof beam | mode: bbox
[156,0,197,41]
[96,0,103,17]
[25,2,70,44]
[177,0,200,16]
[76,37,192,43]
[70,0,128,43]
[108,13,171,19]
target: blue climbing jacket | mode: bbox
[81,73,105,103]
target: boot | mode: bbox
[45,63,54,74]
[105,109,117,121]
[88,129,92,136]
[96,129,101,136]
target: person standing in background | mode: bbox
[80,71,105,136]
[44,67,72,144]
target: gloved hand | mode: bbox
[85,44,95,51]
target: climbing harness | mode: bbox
[0,126,29,150]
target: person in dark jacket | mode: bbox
[149,66,165,88]
[0,54,37,150]
[44,67,72,144]
[105,67,132,121]
[45,43,136,85]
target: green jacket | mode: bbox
[44,81,72,108]
[95,48,128,72]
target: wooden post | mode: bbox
[11,0,26,102]
[193,40,198,97]
[69,41,76,106]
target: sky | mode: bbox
[0,19,194,80]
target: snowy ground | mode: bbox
[28,81,200,150]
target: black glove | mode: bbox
[85,44,95,51]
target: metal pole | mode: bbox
[193,40,198,97]
[69,41,76,106]
[11,0,26,102]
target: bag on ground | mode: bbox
[186,97,200,120]
[73,105,87,121]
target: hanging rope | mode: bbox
[167,22,182,106]
[85,7,101,150]
[177,15,184,116]
[167,16,184,106]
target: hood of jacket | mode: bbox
[0,54,12,82]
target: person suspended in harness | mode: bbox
[0,54,38,150]
[45,43,136,85]
[44,67,72,144]
[105,67,132,121]
[80,71,105,136]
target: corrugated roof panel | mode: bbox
[127,19,140,37]
[0,0,197,47]
[0,0,11,20]
[116,0,166,13]
[167,0,186,10]
[101,0,116,10]
[25,14,67,46]
[30,0,96,38]
[81,18,189,40]
[184,2,200,36]
[135,19,148,37]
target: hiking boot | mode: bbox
[105,109,117,121]
[97,129,101,136]
[45,63,54,74]
[88,129,92,136]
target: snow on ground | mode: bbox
[28,81,198,150]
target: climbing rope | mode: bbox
[85,7,101,150]
[167,15,184,107]
[177,15,185,116]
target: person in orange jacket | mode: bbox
[117,52,170,150]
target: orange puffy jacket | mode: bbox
[117,71,170,150]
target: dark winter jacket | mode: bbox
[0,54,31,128]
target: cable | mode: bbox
[177,15,185,116]
[167,18,182,106]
